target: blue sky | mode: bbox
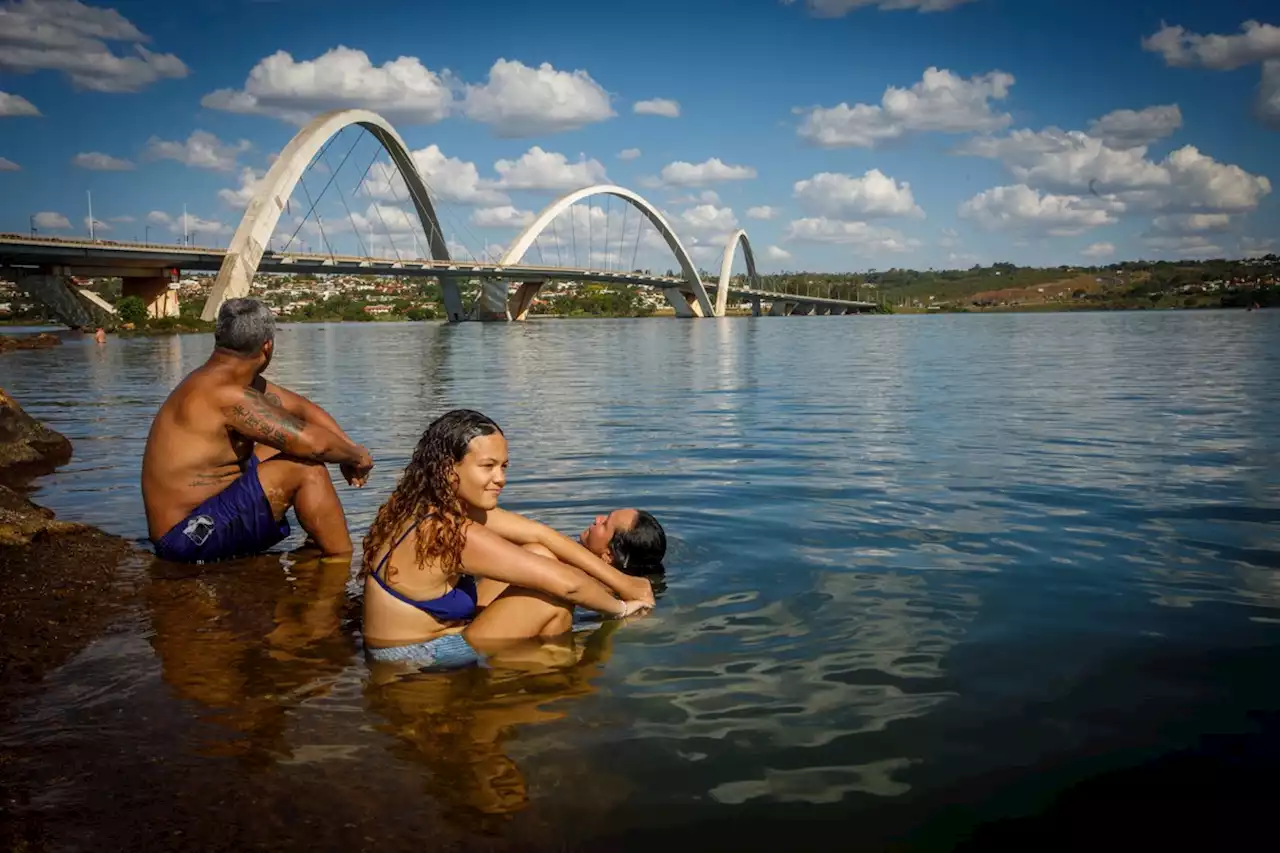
[1,0,1277,272]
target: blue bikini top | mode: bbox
[369,518,478,622]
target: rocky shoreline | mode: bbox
[0,386,137,692]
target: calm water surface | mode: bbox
[3,312,1279,850]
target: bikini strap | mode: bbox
[374,517,428,578]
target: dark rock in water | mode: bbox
[0,386,73,477]
[0,333,62,353]
[0,389,138,695]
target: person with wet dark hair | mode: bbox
[580,509,666,575]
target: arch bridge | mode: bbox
[0,109,878,327]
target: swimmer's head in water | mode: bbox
[361,409,504,579]
[581,508,667,575]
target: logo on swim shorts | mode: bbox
[183,514,216,546]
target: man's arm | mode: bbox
[253,377,354,445]
[221,387,370,467]
[481,507,653,604]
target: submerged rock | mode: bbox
[0,332,62,353]
[0,386,73,476]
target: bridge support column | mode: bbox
[441,281,466,323]
[750,296,762,317]
[507,281,543,321]
[474,280,511,321]
[664,287,696,318]
[768,299,790,316]
[122,276,179,319]
[16,274,105,329]
[789,302,814,316]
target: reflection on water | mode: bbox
[2,312,1280,850]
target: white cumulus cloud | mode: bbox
[1142,234,1223,258]
[634,98,680,118]
[33,211,70,229]
[218,167,267,209]
[797,66,1014,147]
[675,204,739,241]
[493,147,608,191]
[201,46,453,125]
[471,205,535,229]
[362,144,509,206]
[793,169,923,218]
[1086,104,1182,149]
[658,157,757,187]
[0,91,39,116]
[747,205,779,220]
[618,148,641,160]
[1143,21,1280,130]
[1143,20,1280,70]
[84,216,109,233]
[1149,213,1233,234]
[784,217,920,252]
[959,184,1122,236]
[72,151,133,170]
[461,58,614,137]
[1082,242,1115,259]
[147,209,233,238]
[764,245,792,261]
[957,128,1271,213]
[144,130,250,171]
[0,0,187,92]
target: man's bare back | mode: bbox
[143,297,372,562]
[142,363,277,539]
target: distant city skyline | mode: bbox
[0,0,1277,271]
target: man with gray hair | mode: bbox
[142,298,373,562]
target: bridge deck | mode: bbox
[0,234,877,310]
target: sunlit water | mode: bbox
[3,313,1279,850]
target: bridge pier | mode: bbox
[122,275,179,319]
[664,287,696,318]
[15,273,112,329]
[507,281,543,321]
[768,299,790,316]
[750,296,762,317]
[473,280,511,321]
[789,302,814,316]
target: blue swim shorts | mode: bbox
[152,455,291,563]
[365,632,483,670]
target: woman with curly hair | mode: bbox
[361,409,656,668]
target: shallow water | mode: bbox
[3,312,1280,851]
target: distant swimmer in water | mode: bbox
[141,297,373,563]
[361,409,657,669]
[94,327,106,344]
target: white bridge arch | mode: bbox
[200,108,459,321]
[716,229,760,318]
[500,184,716,318]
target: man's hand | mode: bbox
[341,446,374,487]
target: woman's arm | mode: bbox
[480,507,653,604]
[461,523,650,618]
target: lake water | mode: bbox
[3,312,1279,851]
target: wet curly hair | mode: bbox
[360,409,504,582]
